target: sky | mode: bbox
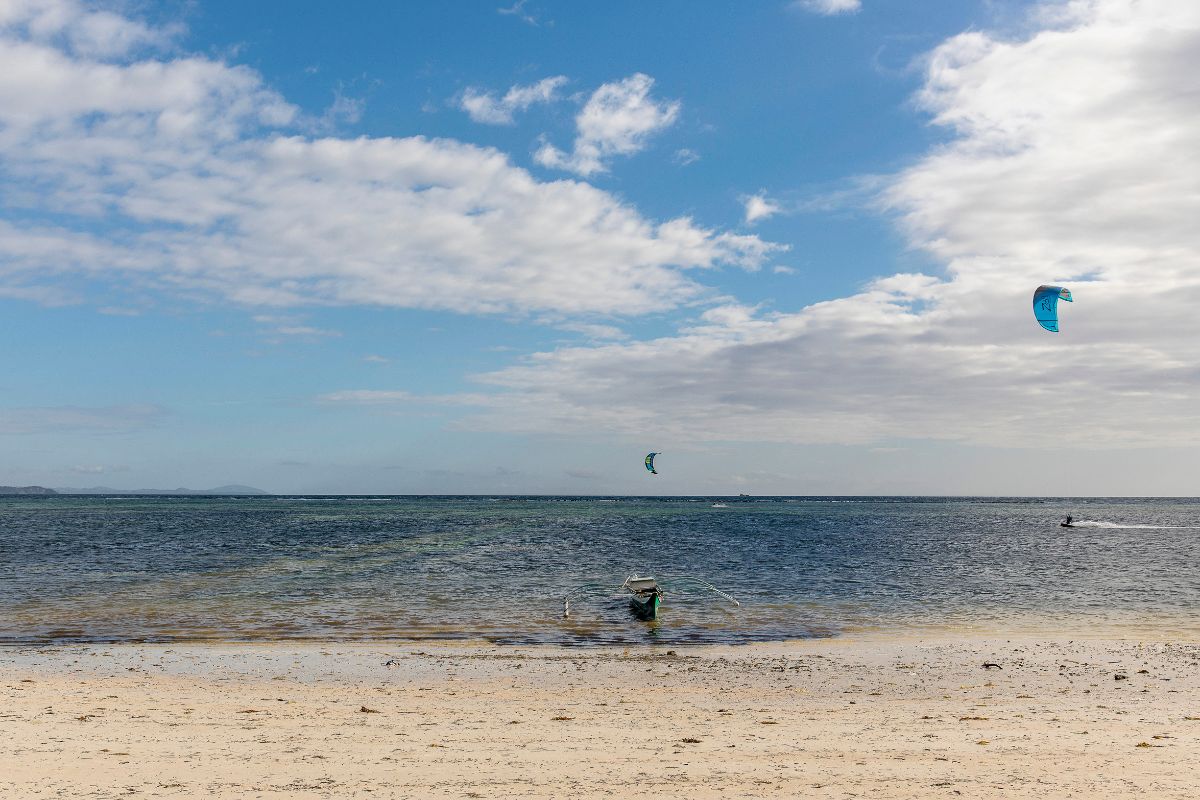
[2,0,1199,495]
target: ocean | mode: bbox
[1,495,1197,646]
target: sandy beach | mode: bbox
[2,634,1198,798]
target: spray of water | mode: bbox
[1067,520,1200,530]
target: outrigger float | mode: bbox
[562,575,740,621]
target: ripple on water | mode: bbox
[1,495,1198,645]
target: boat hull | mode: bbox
[629,591,661,620]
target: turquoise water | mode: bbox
[1,496,1198,645]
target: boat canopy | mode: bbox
[623,575,660,593]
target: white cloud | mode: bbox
[318,90,364,129]
[273,325,340,338]
[317,390,491,407]
[535,73,680,176]
[461,0,1200,450]
[497,0,540,27]
[0,6,774,318]
[253,314,340,339]
[0,283,78,305]
[553,321,629,341]
[791,0,862,16]
[317,390,414,404]
[673,148,700,166]
[459,76,567,125]
[742,192,781,224]
[0,0,178,56]
[0,404,165,434]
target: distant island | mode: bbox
[54,485,269,495]
[0,485,58,495]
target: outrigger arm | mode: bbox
[670,576,740,607]
[562,582,613,618]
[561,576,739,618]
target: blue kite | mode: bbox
[644,453,658,474]
[1033,285,1072,332]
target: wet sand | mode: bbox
[2,635,1198,798]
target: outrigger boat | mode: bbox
[562,575,739,621]
[623,575,663,620]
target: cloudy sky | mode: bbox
[2,0,1198,495]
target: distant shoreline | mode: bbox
[2,484,270,496]
[6,491,1200,499]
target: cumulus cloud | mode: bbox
[790,0,862,16]
[0,4,773,318]
[462,0,1200,449]
[742,192,782,224]
[459,76,567,124]
[535,73,680,176]
[0,0,178,56]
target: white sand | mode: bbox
[2,635,1198,798]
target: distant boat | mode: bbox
[711,502,729,508]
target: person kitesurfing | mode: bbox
[1062,514,1073,527]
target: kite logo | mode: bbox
[1033,285,1072,333]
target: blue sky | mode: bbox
[3,0,1200,494]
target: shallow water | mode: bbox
[1,496,1197,645]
